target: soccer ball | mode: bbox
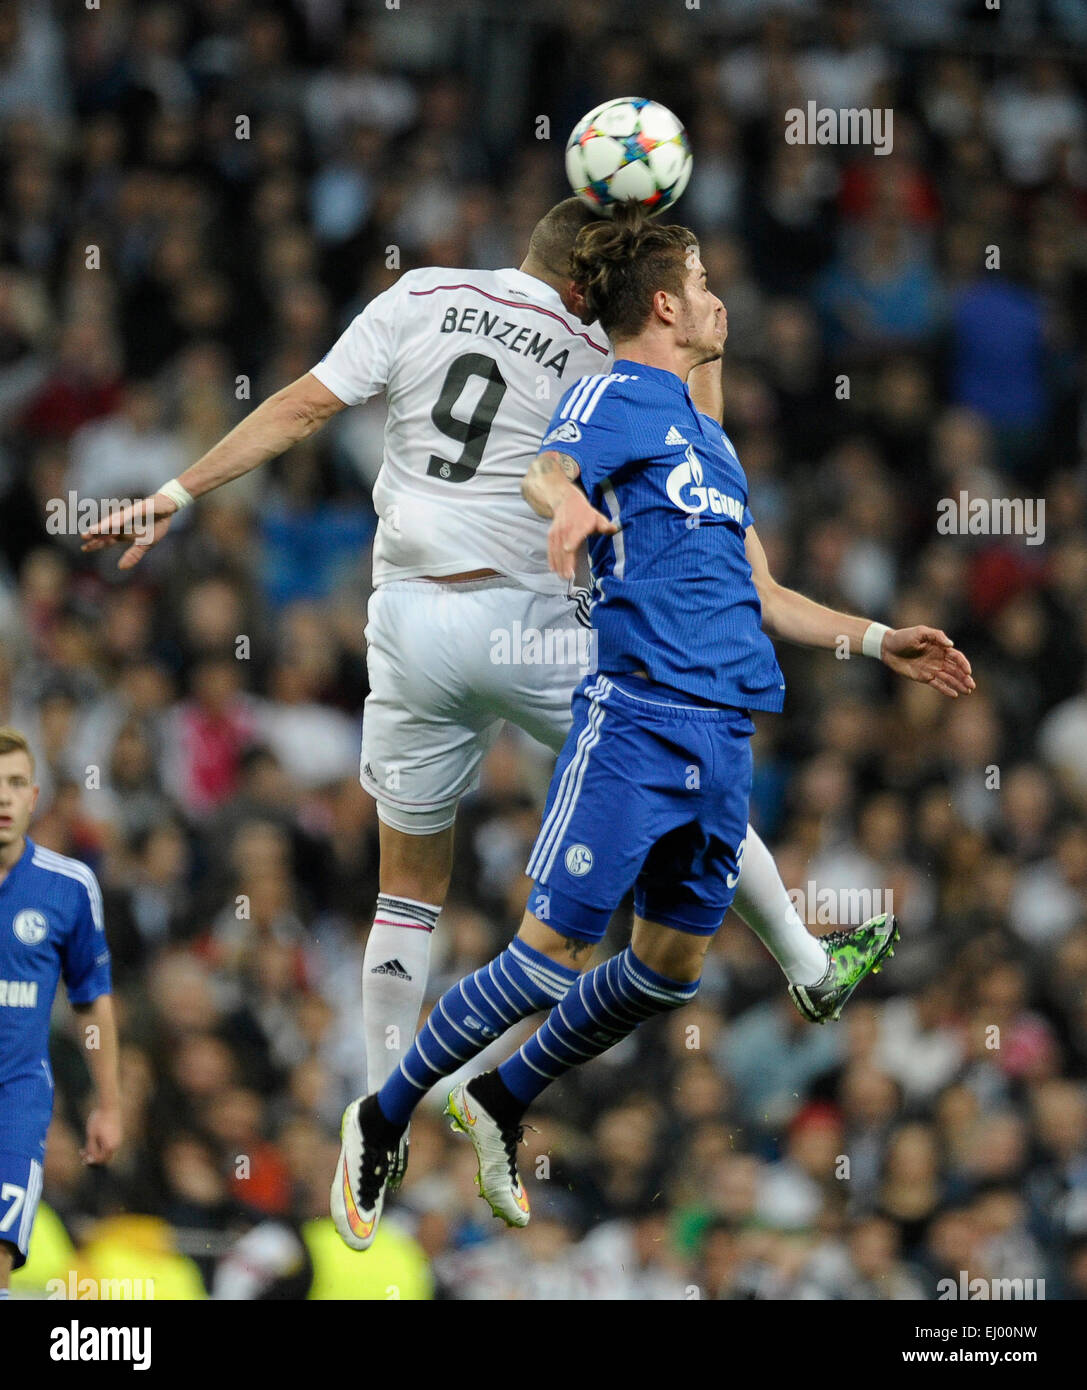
[565,97,692,217]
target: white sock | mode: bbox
[363,894,440,1091]
[732,827,828,986]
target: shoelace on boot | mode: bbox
[502,1125,526,1184]
[355,1114,394,1207]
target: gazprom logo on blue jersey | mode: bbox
[666,446,744,523]
[0,980,38,1006]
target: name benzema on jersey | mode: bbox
[439,305,572,377]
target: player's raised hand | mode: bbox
[881,626,975,698]
[80,493,179,570]
[81,1106,122,1165]
[548,489,618,581]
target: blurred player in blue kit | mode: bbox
[0,728,120,1295]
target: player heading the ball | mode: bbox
[334,208,973,1248]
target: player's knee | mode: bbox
[517,908,596,971]
[376,815,455,903]
[630,919,711,985]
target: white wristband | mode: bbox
[861,622,891,660]
[157,478,194,512]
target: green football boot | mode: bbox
[386,1127,410,1193]
[789,914,899,1024]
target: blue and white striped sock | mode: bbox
[377,939,579,1127]
[499,946,699,1105]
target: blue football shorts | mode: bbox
[0,1150,44,1270]
[525,672,755,941]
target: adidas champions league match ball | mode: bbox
[565,97,693,217]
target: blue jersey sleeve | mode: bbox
[539,374,639,494]
[62,872,111,1005]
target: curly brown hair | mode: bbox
[571,205,698,341]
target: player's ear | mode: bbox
[563,280,593,324]
[653,288,677,325]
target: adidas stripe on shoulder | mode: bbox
[559,372,637,425]
[31,846,105,932]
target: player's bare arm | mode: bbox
[80,372,347,570]
[687,359,724,422]
[522,450,617,581]
[744,525,975,699]
[71,994,122,1164]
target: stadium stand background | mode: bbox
[2,0,1086,1298]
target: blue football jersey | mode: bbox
[0,838,111,1154]
[539,361,786,711]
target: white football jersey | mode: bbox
[310,266,612,594]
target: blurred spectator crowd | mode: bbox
[1,0,1086,1299]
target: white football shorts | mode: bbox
[361,578,594,833]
